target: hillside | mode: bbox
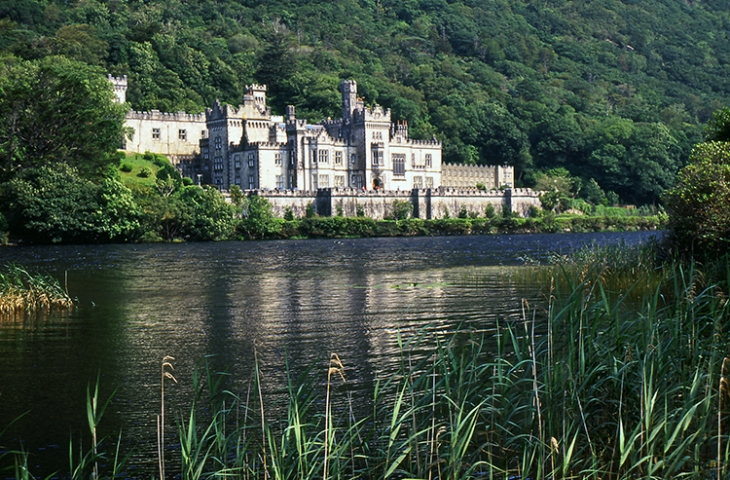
[2,0,729,205]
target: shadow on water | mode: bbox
[0,232,661,476]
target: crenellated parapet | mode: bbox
[354,104,392,123]
[245,141,288,148]
[403,138,441,147]
[127,110,206,123]
[510,188,541,197]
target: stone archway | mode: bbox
[372,176,383,190]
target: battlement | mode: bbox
[246,84,267,92]
[443,163,505,171]
[107,74,127,85]
[355,105,392,123]
[245,141,288,148]
[403,138,441,146]
[107,74,128,104]
[127,110,206,123]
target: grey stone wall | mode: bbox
[251,187,541,220]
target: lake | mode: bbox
[0,231,661,476]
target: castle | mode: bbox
[108,76,514,192]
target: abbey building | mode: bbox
[108,76,514,191]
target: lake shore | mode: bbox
[240,214,666,241]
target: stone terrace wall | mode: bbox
[252,187,542,220]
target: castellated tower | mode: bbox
[340,80,358,124]
[107,74,127,104]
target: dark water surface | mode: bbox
[0,232,660,476]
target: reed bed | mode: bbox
[0,264,73,315]
[6,248,730,480]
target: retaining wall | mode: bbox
[249,187,541,220]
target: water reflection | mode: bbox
[0,232,661,476]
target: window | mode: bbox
[319,174,330,188]
[373,131,383,140]
[248,153,255,168]
[413,176,423,188]
[234,154,241,169]
[215,136,222,150]
[248,175,255,189]
[215,177,222,185]
[276,175,284,189]
[152,128,160,140]
[335,151,343,165]
[392,154,406,176]
[425,154,432,168]
[426,176,434,188]
[203,148,209,160]
[311,174,318,189]
[350,154,357,164]
[275,153,282,165]
[213,156,224,172]
[372,149,383,166]
[318,149,329,163]
[235,177,241,185]
[201,130,206,139]
[351,174,362,188]
[179,129,187,141]
[334,175,345,187]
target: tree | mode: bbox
[664,141,730,256]
[1,163,141,243]
[0,55,128,181]
[705,107,730,142]
[178,186,237,241]
[239,194,280,240]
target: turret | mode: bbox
[243,84,268,111]
[107,74,128,104]
[340,80,357,124]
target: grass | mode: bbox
[0,264,74,316]
[117,152,167,188]
[4,245,730,479]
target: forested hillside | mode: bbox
[2,0,729,205]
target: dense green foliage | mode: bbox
[0,55,127,181]
[2,0,729,204]
[1,163,140,243]
[664,141,730,257]
[237,211,665,241]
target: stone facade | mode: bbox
[441,163,514,189]
[108,75,206,164]
[199,81,444,192]
[124,110,206,160]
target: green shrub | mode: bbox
[305,202,317,218]
[142,151,154,161]
[120,163,133,173]
[182,177,193,186]
[485,203,496,219]
[138,167,152,178]
[391,199,413,220]
[458,206,468,218]
[284,207,295,221]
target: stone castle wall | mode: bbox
[441,163,514,190]
[124,110,207,161]
[251,187,541,220]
